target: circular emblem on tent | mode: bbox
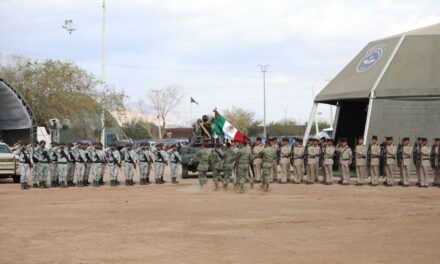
[356,44,386,73]
[226,125,234,133]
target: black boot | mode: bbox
[172,177,179,184]
[99,178,104,185]
[130,180,135,186]
[116,180,120,185]
[43,181,48,189]
[146,178,151,185]
[40,181,44,189]
[25,182,31,188]
[32,183,39,188]
[155,178,160,184]
[160,176,166,184]
[83,180,90,186]
[126,180,130,186]
[21,183,28,190]
[60,181,66,188]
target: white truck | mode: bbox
[0,142,20,183]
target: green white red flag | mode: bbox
[213,109,245,143]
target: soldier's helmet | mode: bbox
[202,115,209,122]
[39,140,46,145]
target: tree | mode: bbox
[121,118,158,140]
[223,106,260,136]
[147,84,184,136]
[0,55,128,142]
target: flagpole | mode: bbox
[190,100,193,127]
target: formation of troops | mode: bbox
[15,141,182,190]
[12,135,440,192]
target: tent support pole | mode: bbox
[304,102,318,145]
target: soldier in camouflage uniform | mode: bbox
[210,143,223,190]
[35,140,50,189]
[83,142,92,186]
[292,138,305,183]
[168,144,181,184]
[279,138,292,183]
[49,142,59,187]
[15,143,33,190]
[55,142,71,188]
[136,143,154,185]
[154,143,168,184]
[121,144,138,186]
[235,139,252,193]
[252,137,263,183]
[196,141,211,188]
[413,137,423,186]
[89,143,105,187]
[260,138,277,191]
[222,142,235,188]
[106,144,122,187]
[73,142,87,187]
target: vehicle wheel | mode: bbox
[12,175,20,183]
[182,165,189,179]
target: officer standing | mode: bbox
[210,143,223,190]
[384,137,397,186]
[196,141,211,188]
[292,138,305,184]
[252,137,263,183]
[36,140,50,189]
[154,143,168,184]
[49,142,59,187]
[306,138,320,184]
[15,143,33,190]
[98,143,107,185]
[260,138,277,191]
[89,143,104,187]
[279,138,292,184]
[368,136,381,186]
[83,142,92,186]
[222,142,235,188]
[230,141,239,184]
[168,144,182,184]
[29,142,39,188]
[55,142,70,188]
[434,138,440,187]
[323,139,335,185]
[136,143,154,185]
[400,137,412,187]
[271,139,279,182]
[106,144,121,187]
[67,143,76,187]
[121,143,138,186]
[420,138,431,188]
[74,142,87,187]
[337,138,352,185]
[236,139,252,193]
[413,137,422,186]
[355,137,367,186]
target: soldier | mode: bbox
[29,142,39,188]
[222,142,235,188]
[49,142,59,187]
[323,139,335,185]
[279,138,292,184]
[97,143,107,185]
[399,137,412,187]
[83,142,92,186]
[230,140,239,184]
[236,139,252,193]
[419,138,431,188]
[368,136,381,186]
[306,138,320,184]
[271,138,279,182]
[292,138,305,184]
[252,137,263,183]
[384,137,397,186]
[433,138,440,187]
[89,143,104,187]
[154,143,168,184]
[337,138,352,185]
[15,143,33,190]
[36,140,50,189]
[66,143,76,187]
[121,143,138,186]
[106,143,121,187]
[73,142,87,187]
[413,137,423,186]
[196,141,211,188]
[168,144,182,184]
[355,137,367,186]
[260,138,277,191]
[55,142,71,188]
[136,143,154,185]
[210,143,223,190]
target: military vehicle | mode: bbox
[179,115,219,178]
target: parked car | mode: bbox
[0,143,20,183]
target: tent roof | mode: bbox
[0,78,35,130]
[315,23,440,103]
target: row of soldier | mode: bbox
[15,141,182,190]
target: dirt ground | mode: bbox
[1,170,439,264]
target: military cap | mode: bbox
[403,137,410,141]
[372,135,377,140]
[39,140,46,145]
[435,138,440,142]
[282,137,289,142]
[111,143,117,147]
[358,136,364,140]
[296,138,303,142]
[386,137,393,140]
[255,137,261,141]
[339,138,348,142]
[422,138,428,142]
[326,138,333,142]
[417,137,422,141]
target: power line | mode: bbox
[0,6,100,25]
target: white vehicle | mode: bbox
[0,143,20,183]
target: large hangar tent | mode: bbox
[0,78,37,145]
[305,23,440,146]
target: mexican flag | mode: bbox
[213,110,245,143]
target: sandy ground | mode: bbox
[0,170,440,264]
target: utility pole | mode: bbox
[282,106,288,126]
[151,89,162,140]
[100,0,106,147]
[258,64,269,138]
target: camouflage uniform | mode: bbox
[210,148,224,190]
[136,147,154,184]
[168,149,182,183]
[222,147,235,188]
[260,144,277,191]
[154,147,169,184]
[15,147,33,189]
[236,145,252,192]
[196,148,211,187]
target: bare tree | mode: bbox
[148,84,184,136]
[135,100,158,139]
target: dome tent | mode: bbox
[304,23,440,146]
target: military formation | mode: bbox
[15,141,181,190]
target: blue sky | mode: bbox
[0,0,439,125]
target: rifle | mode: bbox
[111,151,121,167]
[303,144,309,168]
[127,151,137,170]
[430,144,436,169]
[173,151,182,163]
[319,145,325,168]
[379,143,387,177]
[43,150,51,163]
[397,142,403,168]
[157,150,167,166]
[22,149,32,168]
[367,144,372,167]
